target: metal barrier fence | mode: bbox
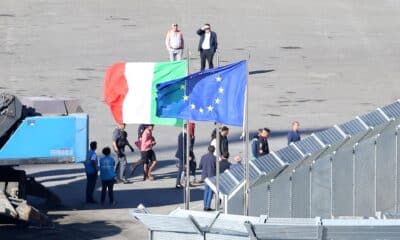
[131,207,400,240]
[206,100,400,218]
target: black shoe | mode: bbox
[204,208,214,211]
[175,184,183,189]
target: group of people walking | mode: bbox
[83,123,158,205]
[84,121,302,209]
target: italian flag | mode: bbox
[104,60,187,126]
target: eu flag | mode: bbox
[156,60,247,126]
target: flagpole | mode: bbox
[244,53,250,216]
[185,120,190,209]
[214,52,221,211]
[215,123,220,211]
[184,47,191,210]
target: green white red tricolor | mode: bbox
[103,60,187,126]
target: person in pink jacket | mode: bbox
[140,124,157,180]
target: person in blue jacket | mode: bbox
[199,145,216,211]
[85,141,98,203]
[287,121,301,145]
[99,147,116,206]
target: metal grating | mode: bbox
[339,119,367,135]
[251,225,320,240]
[359,110,388,127]
[208,176,217,188]
[314,127,345,146]
[212,214,259,235]
[219,173,238,195]
[252,154,283,174]
[294,136,324,154]
[249,164,259,181]
[228,164,245,182]
[381,101,400,118]
[275,146,304,163]
[133,213,200,233]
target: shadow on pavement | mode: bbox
[0,220,121,240]
[94,187,203,209]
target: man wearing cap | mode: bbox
[197,23,218,71]
[165,23,184,61]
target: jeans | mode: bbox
[86,172,97,202]
[203,184,214,209]
[168,49,183,61]
[115,155,127,180]
[101,180,114,204]
[200,49,215,71]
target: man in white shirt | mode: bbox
[197,23,218,71]
[165,23,184,61]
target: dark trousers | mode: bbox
[176,158,184,185]
[200,49,215,71]
[101,180,114,204]
[115,154,127,180]
[176,159,196,185]
[86,172,97,202]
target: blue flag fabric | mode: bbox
[156,60,247,126]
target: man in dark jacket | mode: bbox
[112,123,134,184]
[197,23,218,71]
[199,145,216,211]
[175,124,188,188]
[256,128,270,157]
[219,151,231,173]
[219,126,229,156]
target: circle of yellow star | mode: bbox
[199,108,204,113]
[215,98,221,104]
[183,95,189,101]
[207,105,214,111]
[191,104,196,109]
[216,76,222,82]
[218,87,224,93]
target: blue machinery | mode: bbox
[0,93,88,223]
[0,114,87,164]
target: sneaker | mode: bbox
[175,184,183,189]
[122,179,131,184]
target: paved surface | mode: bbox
[0,0,399,239]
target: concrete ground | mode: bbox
[0,0,399,239]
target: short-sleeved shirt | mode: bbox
[99,156,115,181]
[85,150,98,174]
